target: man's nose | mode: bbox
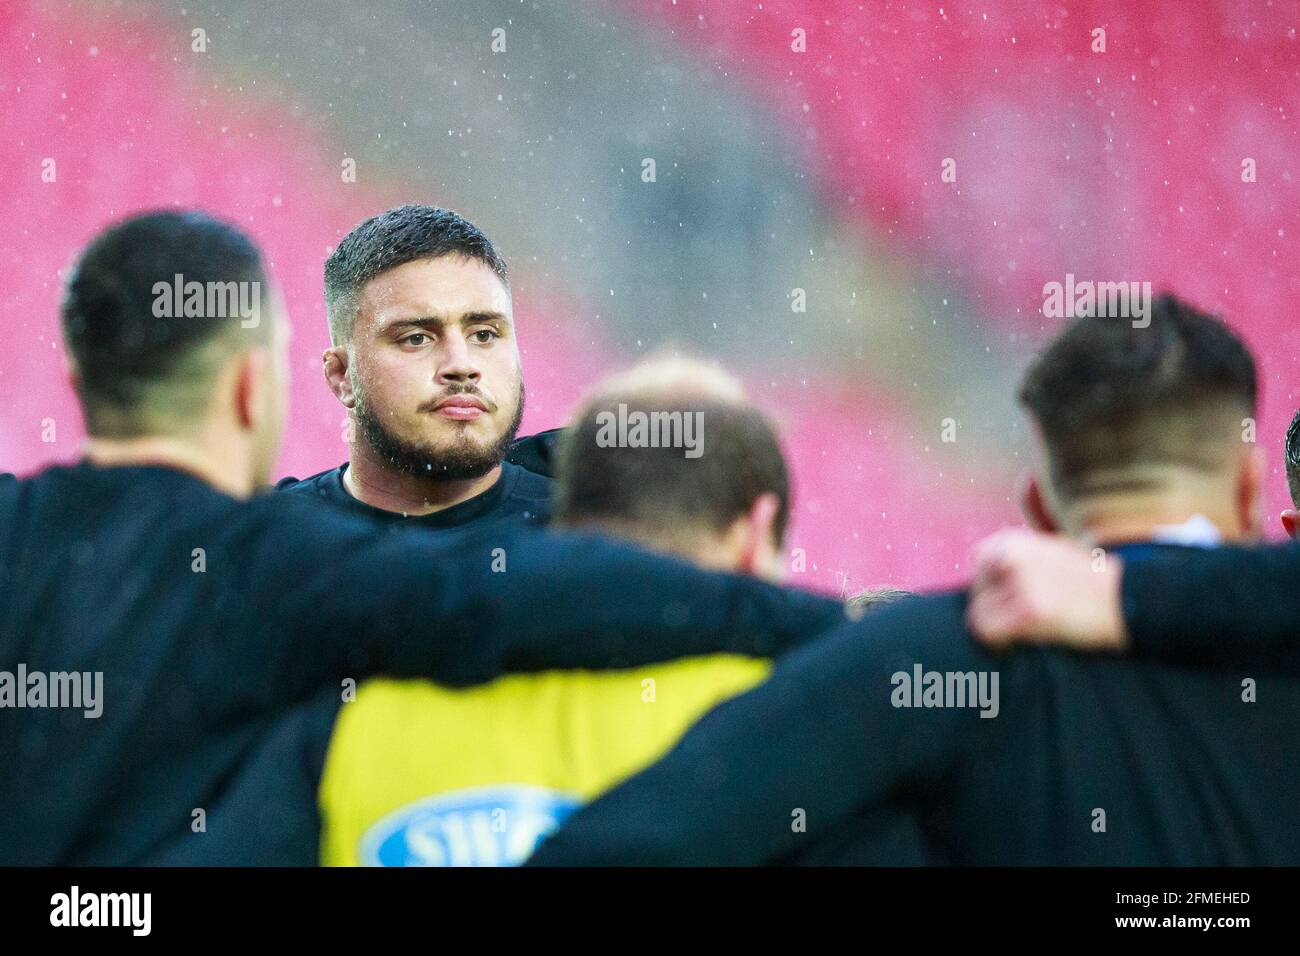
[436,335,481,384]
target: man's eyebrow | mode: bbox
[459,310,511,327]
[381,311,511,332]
[381,315,444,334]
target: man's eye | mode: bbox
[402,333,429,346]
[471,329,499,344]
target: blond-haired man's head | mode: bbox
[554,355,788,581]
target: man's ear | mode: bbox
[1237,445,1266,538]
[64,355,82,398]
[234,347,269,431]
[1280,510,1300,540]
[323,346,355,408]
[738,492,782,580]
[1017,472,1059,533]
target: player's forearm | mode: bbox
[412,529,850,685]
[249,514,847,701]
[293,526,849,692]
[969,531,1300,670]
[1123,541,1300,669]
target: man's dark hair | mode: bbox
[1285,408,1300,509]
[323,205,509,344]
[61,209,269,438]
[1018,293,1257,501]
[555,380,790,551]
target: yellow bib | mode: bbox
[318,654,770,866]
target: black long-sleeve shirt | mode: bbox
[274,429,562,533]
[0,462,846,864]
[1121,539,1300,672]
[528,542,1300,865]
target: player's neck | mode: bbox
[1067,495,1245,547]
[84,434,255,499]
[343,442,502,516]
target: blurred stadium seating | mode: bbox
[2,0,1296,592]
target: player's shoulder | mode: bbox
[273,464,346,495]
[242,481,389,560]
[506,429,565,479]
[507,459,554,503]
[0,471,19,541]
[0,464,66,501]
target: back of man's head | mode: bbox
[554,356,789,580]
[62,210,273,437]
[60,210,283,492]
[1017,293,1259,540]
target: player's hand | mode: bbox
[966,529,1128,653]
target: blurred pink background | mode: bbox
[3,0,1297,593]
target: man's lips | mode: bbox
[430,396,489,420]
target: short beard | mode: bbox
[353,382,525,483]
